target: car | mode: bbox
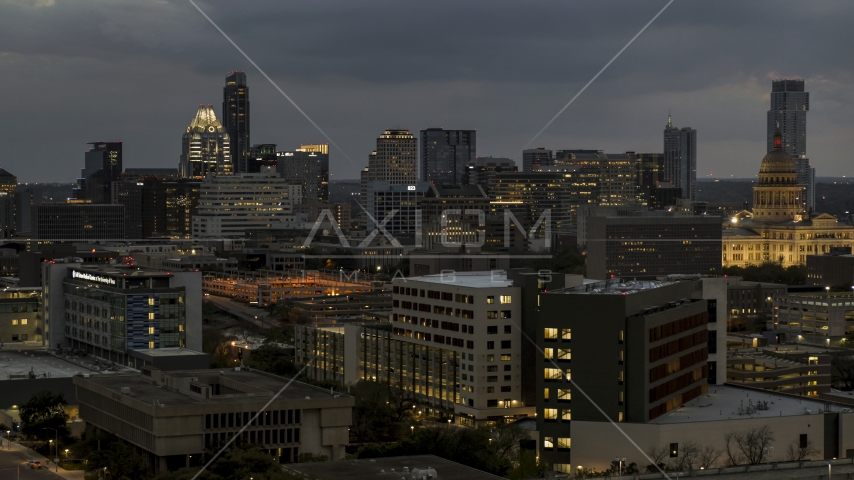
[31,460,41,469]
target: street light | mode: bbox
[43,428,58,472]
[65,448,69,459]
[5,430,9,450]
[614,457,626,476]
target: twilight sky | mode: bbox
[2,0,853,183]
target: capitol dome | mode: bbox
[759,129,796,175]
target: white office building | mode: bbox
[192,171,300,238]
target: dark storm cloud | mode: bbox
[0,0,852,182]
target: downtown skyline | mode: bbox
[2,0,854,183]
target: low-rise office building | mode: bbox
[74,368,353,472]
[42,263,203,367]
[726,276,787,316]
[806,250,854,287]
[586,214,722,280]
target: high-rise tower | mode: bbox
[223,71,250,173]
[767,79,813,211]
[663,114,697,202]
[180,105,232,178]
[74,141,122,205]
[419,128,476,185]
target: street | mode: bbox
[0,440,84,480]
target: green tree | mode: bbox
[244,344,297,376]
[86,442,151,480]
[19,391,70,441]
[712,262,806,285]
[154,445,301,480]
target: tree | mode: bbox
[154,445,302,480]
[87,442,151,480]
[489,423,532,463]
[670,441,700,471]
[831,352,854,390]
[245,344,297,377]
[724,426,775,465]
[644,445,669,473]
[19,391,70,441]
[786,439,819,461]
[698,445,723,469]
[203,330,236,368]
[386,384,416,423]
[349,381,398,443]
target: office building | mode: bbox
[359,130,417,215]
[223,71,250,173]
[180,105,232,178]
[32,203,124,243]
[246,143,277,173]
[0,287,42,345]
[536,277,724,470]
[112,178,201,239]
[420,184,489,250]
[771,291,854,346]
[490,172,572,239]
[0,167,16,237]
[42,263,203,365]
[663,115,697,201]
[806,250,854,287]
[74,142,123,205]
[462,157,517,195]
[721,129,854,268]
[633,152,672,207]
[768,79,808,158]
[586,215,722,279]
[726,276,786,316]
[293,202,351,231]
[598,152,638,206]
[296,271,534,425]
[794,158,816,212]
[286,454,506,480]
[192,172,297,238]
[363,180,429,238]
[522,147,552,172]
[277,144,329,203]
[74,368,353,472]
[420,128,476,186]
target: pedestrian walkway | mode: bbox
[0,439,85,480]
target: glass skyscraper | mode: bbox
[419,128,476,185]
[223,71,250,173]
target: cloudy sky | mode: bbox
[2,0,852,183]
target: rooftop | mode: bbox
[406,271,514,288]
[0,348,128,380]
[556,278,680,295]
[651,385,834,424]
[78,368,348,406]
[285,454,506,480]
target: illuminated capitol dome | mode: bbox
[179,104,232,178]
[721,129,854,269]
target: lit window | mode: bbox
[148,312,155,320]
[561,328,572,340]
[543,437,554,449]
[557,437,571,449]
[561,409,572,421]
[501,354,511,361]
[11,319,18,326]
[486,296,495,304]
[148,297,155,306]
[500,295,511,304]
[618,411,624,422]
[543,388,550,400]
[544,408,558,420]
[544,328,558,340]
[148,327,155,335]
[21,319,27,325]
[557,388,571,401]
[148,341,155,349]
[544,368,562,381]
[544,348,554,359]
[557,348,571,360]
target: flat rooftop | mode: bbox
[0,348,128,379]
[557,278,680,295]
[407,272,514,288]
[80,368,348,406]
[286,454,505,480]
[728,352,805,369]
[652,385,833,424]
[130,348,207,358]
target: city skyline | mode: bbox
[2,1,854,184]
